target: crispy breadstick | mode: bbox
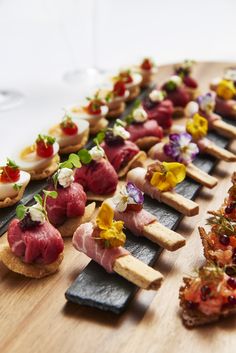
[211,119,236,139]
[204,143,236,162]
[143,221,186,251]
[113,254,163,290]
[186,163,217,189]
[160,191,199,216]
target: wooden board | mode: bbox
[1,62,236,353]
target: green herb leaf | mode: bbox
[7,158,19,169]
[34,194,43,206]
[78,149,92,164]
[93,131,105,145]
[59,160,73,169]
[16,204,27,220]
[133,99,141,109]
[43,190,58,199]
[68,153,81,168]
[13,183,22,191]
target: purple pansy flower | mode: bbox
[113,182,144,212]
[163,132,199,165]
[197,92,215,114]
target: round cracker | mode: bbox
[59,129,89,154]
[0,244,63,278]
[126,86,140,102]
[118,151,146,177]
[57,202,96,237]
[29,154,60,181]
[0,182,29,209]
[107,102,125,119]
[90,118,108,135]
[135,136,161,151]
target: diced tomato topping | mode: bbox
[113,81,126,97]
[87,99,103,115]
[36,135,55,158]
[141,58,152,71]
[0,165,20,183]
[60,117,78,136]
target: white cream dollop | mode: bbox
[113,125,130,140]
[149,89,165,103]
[133,107,148,122]
[57,168,74,188]
[29,203,46,225]
[89,146,105,161]
[169,75,182,87]
[185,101,199,117]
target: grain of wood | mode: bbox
[0,62,236,353]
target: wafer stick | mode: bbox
[142,222,185,251]
[113,254,163,290]
[160,191,199,216]
[203,142,236,162]
[186,163,217,189]
[211,119,236,139]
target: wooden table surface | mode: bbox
[1,62,236,353]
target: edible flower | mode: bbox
[16,190,58,226]
[113,122,130,139]
[113,182,144,212]
[216,80,236,100]
[186,113,208,140]
[163,132,199,165]
[149,89,165,103]
[149,161,186,192]
[197,93,215,115]
[132,107,148,123]
[57,168,74,188]
[96,203,126,248]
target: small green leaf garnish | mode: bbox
[68,153,81,168]
[16,204,27,220]
[13,183,22,191]
[7,158,19,169]
[93,131,105,145]
[34,194,43,206]
[78,149,92,164]
[133,99,141,110]
[43,190,58,199]
[36,134,56,145]
[59,160,73,169]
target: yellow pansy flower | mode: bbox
[96,203,126,248]
[186,113,208,140]
[150,161,186,192]
[217,80,236,100]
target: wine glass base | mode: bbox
[63,67,106,87]
[0,90,24,111]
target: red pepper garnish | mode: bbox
[60,117,78,136]
[36,135,55,158]
[0,159,20,183]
